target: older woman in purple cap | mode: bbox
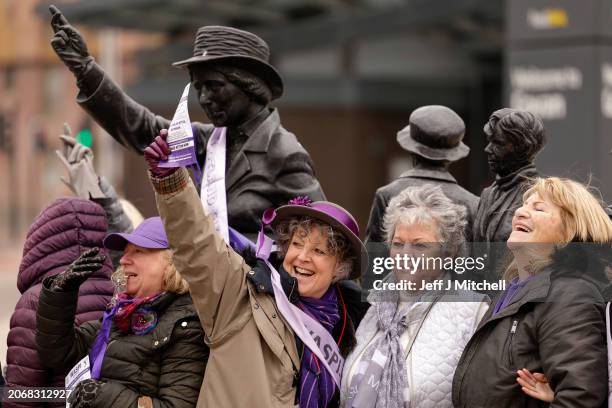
[35,217,209,408]
[144,133,369,408]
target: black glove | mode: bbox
[68,379,104,408]
[51,248,105,292]
[49,5,94,77]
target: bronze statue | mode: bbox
[365,105,478,243]
[473,108,546,244]
[48,6,325,240]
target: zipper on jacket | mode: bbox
[507,320,518,368]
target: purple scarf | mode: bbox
[89,293,163,379]
[298,285,340,408]
[493,276,532,316]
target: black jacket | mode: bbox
[452,245,609,408]
[36,280,209,408]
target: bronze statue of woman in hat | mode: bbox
[365,105,478,244]
[48,5,325,240]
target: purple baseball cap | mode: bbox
[103,217,168,251]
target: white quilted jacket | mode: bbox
[341,294,489,407]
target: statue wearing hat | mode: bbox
[365,105,478,244]
[473,108,545,244]
[48,6,325,240]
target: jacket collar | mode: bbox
[247,259,364,358]
[247,258,300,303]
[477,243,611,331]
[399,167,457,183]
[477,271,551,330]
[239,108,278,153]
[493,163,538,192]
[109,293,198,343]
[225,108,279,190]
[231,107,270,143]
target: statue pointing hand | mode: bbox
[49,5,93,77]
[48,5,326,240]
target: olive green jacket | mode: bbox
[152,168,301,407]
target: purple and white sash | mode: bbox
[256,227,345,388]
[201,127,229,244]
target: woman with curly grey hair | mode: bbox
[341,184,489,408]
[145,131,371,408]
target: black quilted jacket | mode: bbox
[36,283,208,408]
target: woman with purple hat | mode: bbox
[35,217,209,408]
[144,134,369,408]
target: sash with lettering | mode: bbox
[201,127,230,244]
[256,212,345,388]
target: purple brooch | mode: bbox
[288,196,313,206]
[131,308,158,335]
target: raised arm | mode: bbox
[145,133,253,345]
[36,249,106,370]
[56,130,134,267]
[49,6,173,152]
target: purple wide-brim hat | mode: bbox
[271,200,366,280]
[103,217,169,251]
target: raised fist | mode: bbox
[50,247,106,292]
[49,5,94,77]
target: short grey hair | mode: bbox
[383,184,467,256]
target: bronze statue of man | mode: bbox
[48,6,325,240]
[365,105,478,243]
[473,108,546,244]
